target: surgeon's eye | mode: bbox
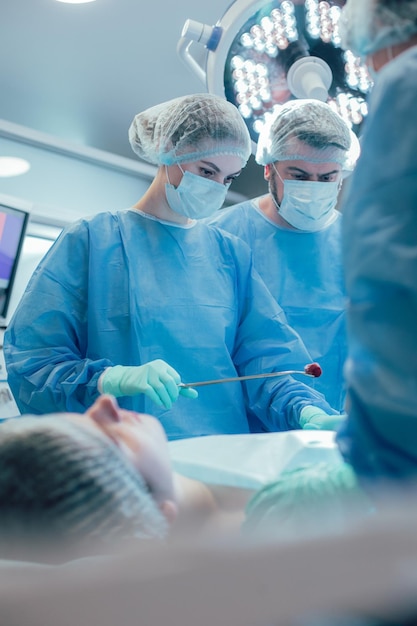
[225,173,241,184]
[199,167,216,178]
[319,174,338,182]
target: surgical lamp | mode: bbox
[177,0,373,144]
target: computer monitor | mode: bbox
[0,200,29,324]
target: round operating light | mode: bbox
[178,0,373,144]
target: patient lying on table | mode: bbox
[0,394,372,563]
[0,394,250,562]
[169,430,373,539]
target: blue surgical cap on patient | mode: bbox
[256,99,359,174]
[129,93,252,167]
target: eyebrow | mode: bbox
[200,160,242,177]
[285,166,340,176]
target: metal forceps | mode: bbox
[178,363,322,388]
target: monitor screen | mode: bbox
[0,202,29,321]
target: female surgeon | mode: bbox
[4,93,341,440]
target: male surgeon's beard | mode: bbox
[269,171,281,210]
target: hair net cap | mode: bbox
[340,0,417,58]
[129,93,252,167]
[0,416,167,552]
[255,99,358,173]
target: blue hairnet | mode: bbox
[129,93,252,167]
[340,0,417,58]
[255,99,359,174]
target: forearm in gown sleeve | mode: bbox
[4,223,111,414]
[231,264,337,432]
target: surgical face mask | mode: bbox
[165,166,229,219]
[273,167,339,232]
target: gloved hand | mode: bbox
[243,462,373,537]
[300,405,346,431]
[101,359,198,409]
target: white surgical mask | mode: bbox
[165,166,229,219]
[273,167,339,231]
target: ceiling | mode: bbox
[1,0,268,199]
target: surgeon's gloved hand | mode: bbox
[300,405,346,431]
[242,462,373,537]
[100,360,198,409]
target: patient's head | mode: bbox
[0,395,176,561]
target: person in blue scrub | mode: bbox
[241,0,417,535]
[4,93,341,440]
[336,0,417,487]
[208,100,359,413]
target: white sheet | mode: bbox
[169,430,342,490]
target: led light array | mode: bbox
[305,0,342,45]
[239,1,298,57]
[222,0,373,140]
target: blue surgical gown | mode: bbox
[336,46,417,483]
[4,210,334,440]
[208,202,347,411]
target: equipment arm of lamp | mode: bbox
[177,19,222,85]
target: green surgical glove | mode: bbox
[300,405,346,431]
[243,462,373,537]
[101,359,198,409]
